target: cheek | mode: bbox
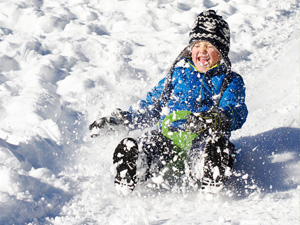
[191,50,198,60]
[191,49,197,56]
[209,49,220,61]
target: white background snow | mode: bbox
[0,0,299,224]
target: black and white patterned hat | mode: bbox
[189,10,231,71]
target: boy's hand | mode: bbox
[185,109,229,135]
[89,108,131,138]
[89,116,122,138]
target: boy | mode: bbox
[90,10,248,193]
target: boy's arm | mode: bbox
[123,77,167,129]
[89,75,171,137]
[219,74,248,131]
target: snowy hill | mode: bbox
[0,0,299,224]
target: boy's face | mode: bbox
[191,41,221,73]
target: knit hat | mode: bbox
[189,10,231,72]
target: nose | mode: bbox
[199,43,207,54]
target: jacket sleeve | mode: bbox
[219,73,248,131]
[124,77,167,129]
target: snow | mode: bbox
[0,0,299,224]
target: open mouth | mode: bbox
[197,56,210,67]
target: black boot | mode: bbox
[113,138,139,191]
[202,136,235,188]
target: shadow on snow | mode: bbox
[231,127,300,194]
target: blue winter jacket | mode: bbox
[125,62,248,133]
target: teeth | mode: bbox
[198,57,210,61]
[198,58,209,61]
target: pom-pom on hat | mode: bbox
[189,10,231,72]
